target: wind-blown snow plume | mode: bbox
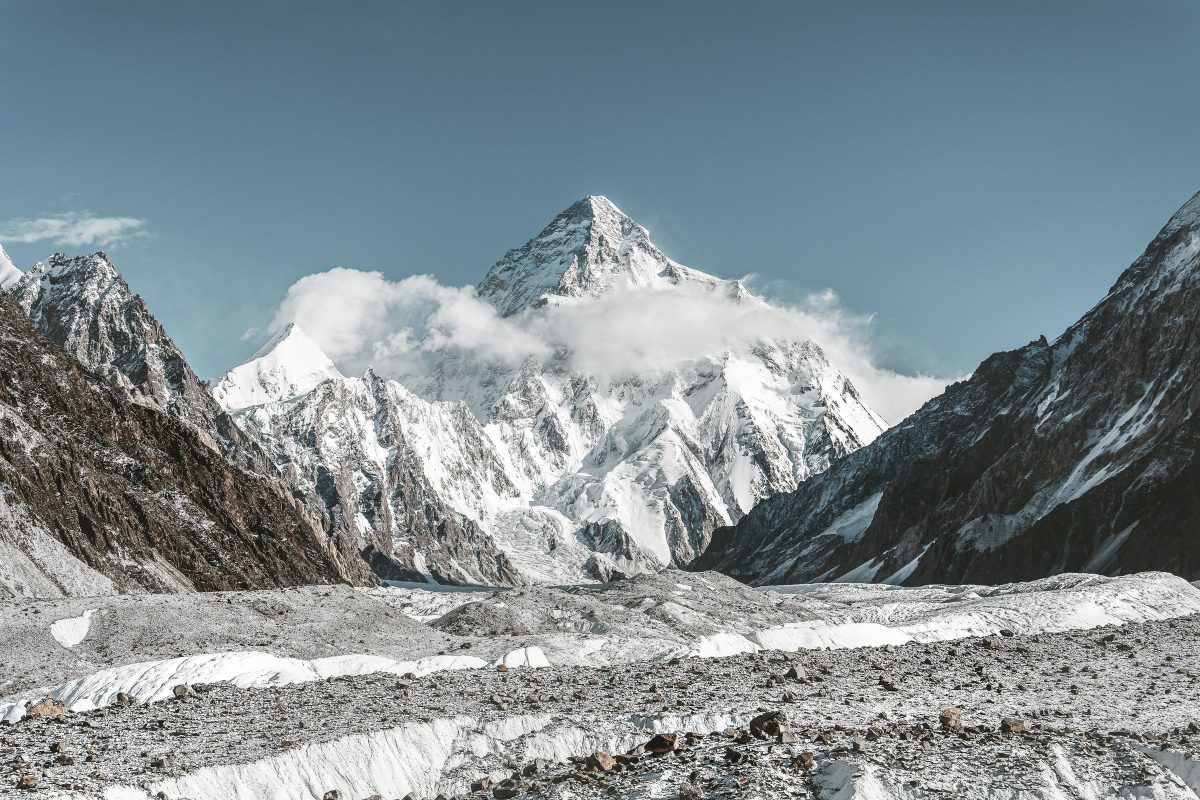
[266,268,953,423]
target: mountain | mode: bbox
[0,291,352,597]
[7,253,275,475]
[477,195,745,316]
[212,322,344,411]
[694,191,1200,585]
[216,196,887,584]
[0,244,20,289]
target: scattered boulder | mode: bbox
[172,684,195,700]
[784,665,808,681]
[322,791,341,800]
[16,772,39,790]
[981,636,1000,649]
[24,698,67,721]
[749,710,788,740]
[940,707,965,733]
[645,733,678,754]
[1000,717,1031,734]
[589,751,617,772]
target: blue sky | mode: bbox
[2,0,1198,381]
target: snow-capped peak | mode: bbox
[0,243,21,290]
[9,252,120,308]
[477,195,698,316]
[213,323,344,411]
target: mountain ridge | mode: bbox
[0,290,353,596]
[694,189,1200,584]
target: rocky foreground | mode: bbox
[2,610,1198,799]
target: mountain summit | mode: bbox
[213,323,344,411]
[0,244,20,289]
[477,195,722,316]
[217,198,886,585]
[6,252,276,474]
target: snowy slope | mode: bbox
[216,197,887,584]
[212,323,344,411]
[0,243,20,289]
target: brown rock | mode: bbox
[940,707,965,733]
[25,698,67,720]
[645,733,678,755]
[1000,717,1031,734]
[589,751,617,772]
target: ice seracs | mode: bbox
[212,323,344,411]
[216,197,887,585]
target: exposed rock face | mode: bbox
[0,292,350,597]
[695,191,1200,585]
[216,197,886,585]
[7,253,275,475]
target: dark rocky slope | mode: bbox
[695,191,1200,585]
[8,253,276,475]
[0,292,352,596]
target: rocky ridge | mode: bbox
[7,253,276,475]
[695,190,1200,585]
[0,291,351,596]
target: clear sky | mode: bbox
[2,0,1198,381]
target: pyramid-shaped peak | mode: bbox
[562,195,627,219]
[1162,189,1200,237]
[251,321,316,360]
[478,195,675,316]
[214,322,343,412]
[0,243,21,289]
[549,195,638,238]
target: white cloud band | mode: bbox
[0,213,147,248]
[266,268,959,424]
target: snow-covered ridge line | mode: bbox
[0,648,545,725]
[107,710,742,800]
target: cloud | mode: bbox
[269,268,548,375]
[0,213,148,248]
[265,269,962,424]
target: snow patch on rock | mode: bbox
[49,608,96,648]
